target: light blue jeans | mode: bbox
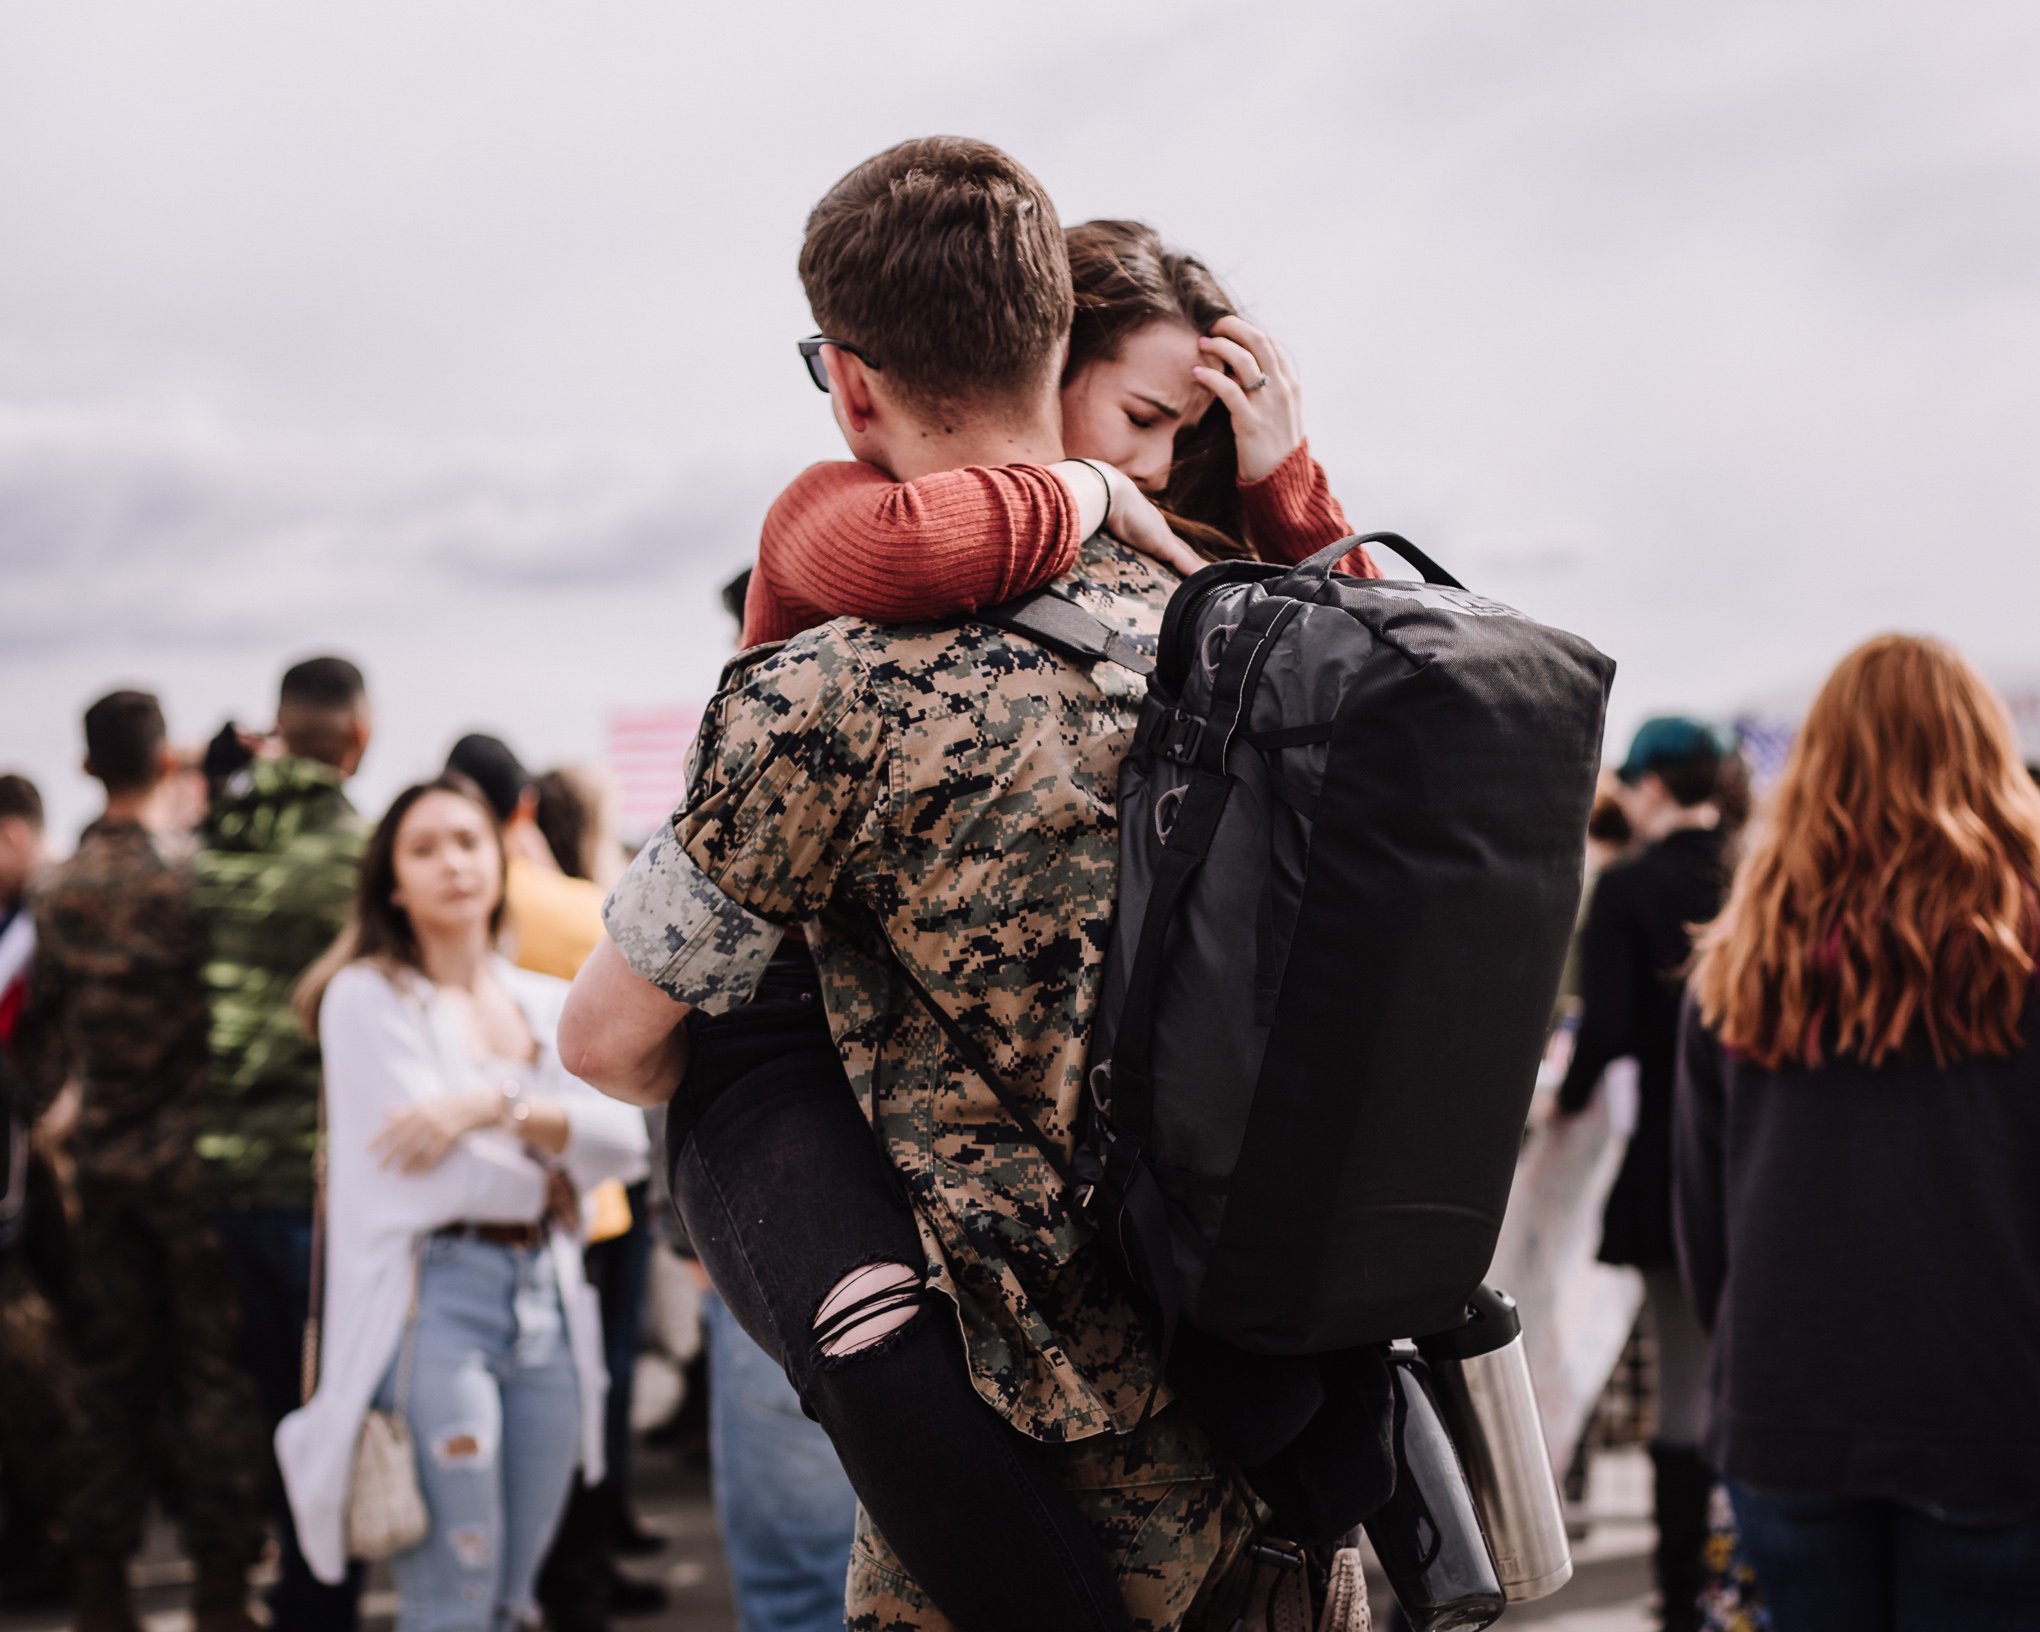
[378,1234,583,1632]
[703,1289,858,1632]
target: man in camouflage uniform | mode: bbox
[15,693,265,1632]
[562,138,1254,1630]
[196,654,371,1632]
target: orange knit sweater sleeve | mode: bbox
[743,461,1083,647]
[1238,440,1380,580]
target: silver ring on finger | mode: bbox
[1246,374,1270,393]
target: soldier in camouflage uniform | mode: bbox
[563,139,1256,1630]
[195,655,371,1632]
[14,692,265,1632]
[599,532,1255,1630]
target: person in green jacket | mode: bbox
[196,655,371,1632]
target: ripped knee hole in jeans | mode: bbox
[812,1262,926,1366]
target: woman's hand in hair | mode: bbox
[1193,316,1306,484]
[371,1088,503,1174]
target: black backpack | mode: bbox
[903,534,1613,1359]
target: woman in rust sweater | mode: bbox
[743,217,1378,646]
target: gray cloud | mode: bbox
[0,401,768,649]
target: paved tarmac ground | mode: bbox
[0,1446,1659,1631]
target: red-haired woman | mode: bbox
[1676,634,2040,1631]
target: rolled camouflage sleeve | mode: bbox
[603,628,888,1013]
[602,824,781,1011]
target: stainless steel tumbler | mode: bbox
[1417,1284,1574,1603]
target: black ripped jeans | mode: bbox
[667,946,1132,1632]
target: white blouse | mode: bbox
[276,956,649,1585]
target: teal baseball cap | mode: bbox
[1617,716,1725,785]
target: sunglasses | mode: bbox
[798,335,881,393]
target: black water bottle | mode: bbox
[1361,1344,1507,1632]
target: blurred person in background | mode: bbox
[0,772,46,1117]
[0,771,75,1613]
[1556,716,1732,1632]
[1710,743,1754,850]
[16,693,267,1632]
[198,654,373,1632]
[1679,634,2040,1632]
[534,767,626,894]
[280,773,646,1632]
[446,734,605,981]
[1555,780,1639,1020]
[527,763,665,1629]
[0,775,49,1000]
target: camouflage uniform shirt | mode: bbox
[16,819,210,1171]
[608,533,1172,1443]
[196,756,366,1210]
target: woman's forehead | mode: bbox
[401,791,488,836]
[1109,321,1213,417]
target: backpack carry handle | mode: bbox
[1296,532,1467,592]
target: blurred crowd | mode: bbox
[0,656,708,1632]
[5,617,2040,1632]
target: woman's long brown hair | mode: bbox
[1064,219,1256,560]
[1689,635,2040,1068]
[293,772,508,1034]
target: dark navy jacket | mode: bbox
[1676,994,2040,1502]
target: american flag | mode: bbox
[606,705,704,842]
[1730,714,1798,789]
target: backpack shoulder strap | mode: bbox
[974,588,1156,677]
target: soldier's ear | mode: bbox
[822,343,878,433]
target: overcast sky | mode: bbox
[4,2,2038,840]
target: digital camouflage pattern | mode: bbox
[195,756,365,1210]
[14,819,266,1565]
[846,1407,1255,1631]
[15,820,209,1151]
[605,533,1175,1443]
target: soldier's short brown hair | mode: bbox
[799,137,1073,413]
[83,690,167,795]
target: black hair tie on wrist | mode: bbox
[1076,459,1113,530]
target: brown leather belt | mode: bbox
[435,1221,544,1251]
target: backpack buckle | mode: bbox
[1143,708,1204,764]
[1162,713,1205,763]
[1136,705,1206,765]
